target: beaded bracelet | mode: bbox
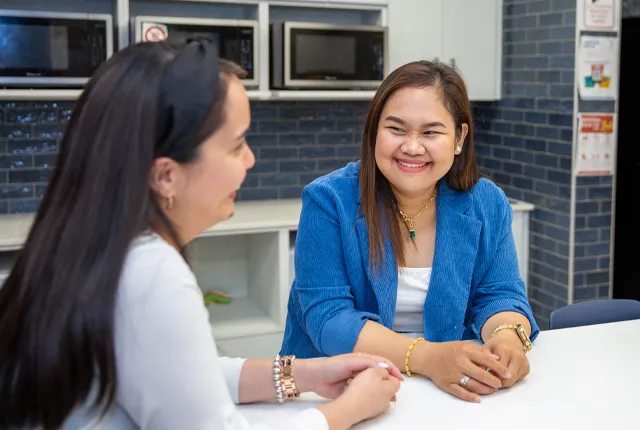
[273,354,300,403]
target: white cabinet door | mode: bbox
[442,0,502,100]
[387,0,444,74]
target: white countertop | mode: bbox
[0,199,302,251]
[0,197,534,251]
[239,319,640,429]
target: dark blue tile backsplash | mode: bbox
[239,101,368,201]
[0,100,370,211]
[474,0,578,329]
[474,0,615,328]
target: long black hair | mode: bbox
[0,40,245,429]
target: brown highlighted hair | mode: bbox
[359,60,481,272]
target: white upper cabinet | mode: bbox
[387,0,444,73]
[442,0,502,100]
[387,0,502,100]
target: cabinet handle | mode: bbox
[450,58,456,68]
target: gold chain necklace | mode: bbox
[398,186,438,240]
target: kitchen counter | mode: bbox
[0,198,534,251]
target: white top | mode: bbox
[391,267,431,339]
[60,232,328,430]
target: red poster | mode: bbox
[576,114,616,176]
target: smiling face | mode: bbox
[374,85,468,200]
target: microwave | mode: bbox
[0,9,113,87]
[133,16,259,87]
[271,22,387,90]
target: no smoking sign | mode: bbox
[142,23,168,42]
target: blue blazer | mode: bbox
[280,161,539,358]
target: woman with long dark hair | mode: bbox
[0,39,401,430]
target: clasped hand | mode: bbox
[419,336,530,403]
[298,353,403,423]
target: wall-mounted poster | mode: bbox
[577,35,619,101]
[577,0,619,31]
[575,113,616,176]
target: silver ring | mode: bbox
[459,375,470,386]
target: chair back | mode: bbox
[549,299,640,330]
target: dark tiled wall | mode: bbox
[0,101,70,213]
[237,101,367,201]
[473,0,577,329]
[0,100,368,211]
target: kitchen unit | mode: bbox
[0,0,503,102]
[0,197,533,358]
[131,15,260,87]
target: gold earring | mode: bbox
[165,195,174,210]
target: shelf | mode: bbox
[0,214,35,251]
[0,198,532,250]
[0,199,302,251]
[203,199,302,235]
[208,297,282,340]
[246,90,272,100]
[508,199,535,212]
[269,90,376,101]
[0,89,82,101]
[0,89,373,102]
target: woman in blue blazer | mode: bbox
[281,60,540,403]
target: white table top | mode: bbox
[239,320,640,429]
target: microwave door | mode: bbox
[285,23,385,89]
[0,11,111,86]
[290,32,358,88]
[134,17,258,87]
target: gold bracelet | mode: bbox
[404,337,424,376]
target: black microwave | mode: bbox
[133,16,259,88]
[0,9,113,87]
[270,21,387,90]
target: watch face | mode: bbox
[514,324,533,351]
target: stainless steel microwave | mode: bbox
[0,9,113,87]
[133,16,259,87]
[270,22,387,90]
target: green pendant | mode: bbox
[409,230,416,240]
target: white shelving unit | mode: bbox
[0,0,387,101]
[0,198,533,358]
[0,0,503,102]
